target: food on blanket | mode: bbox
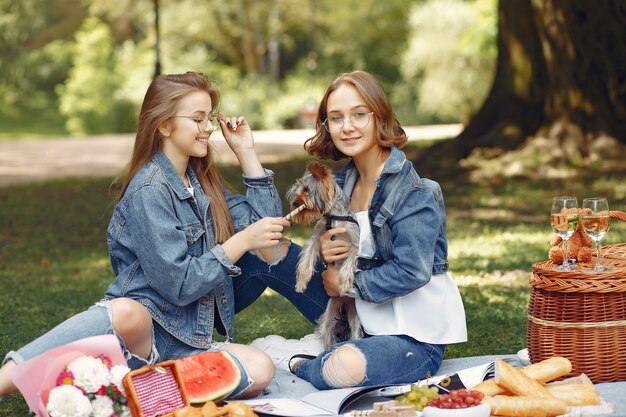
[549,210,593,264]
[221,402,258,416]
[201,400,219,415]
[545,383,601,406]
[471,356,572,396]
[174,405,203,416]
[172,402,257,417]
[426,389,485,409]
[482,395,568,417]
[494,359,554,398]
[395,384,440,410]
[177,351,242,404]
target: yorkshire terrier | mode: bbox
[286,161,363,349]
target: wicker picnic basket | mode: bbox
[527,211,626,383]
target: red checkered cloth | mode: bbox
[130,367,185,417]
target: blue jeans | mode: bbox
[231,243,329,323]
[234,244,446,389]
[3,301,257,397]
[296,335,446,390]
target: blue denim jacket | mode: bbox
[337,147,449,304]
[105,151,282,348]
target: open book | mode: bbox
[231,360,505,416]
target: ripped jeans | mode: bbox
[2,301,252,397]
[234,245,446,390]
[295,335,446,390]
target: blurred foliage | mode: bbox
[0,0,497,135]
[57,17,120,135]
[398,0,497,124]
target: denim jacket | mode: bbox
[105,151,282,348]
[337,147,449,304]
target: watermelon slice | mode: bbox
[176,351,242,404]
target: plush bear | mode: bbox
[549,210,594,264]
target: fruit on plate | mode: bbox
[395,384,440,411]
[426,389,485,409]
[176,351,241,404]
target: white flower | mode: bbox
[118,406,132,417]
[46,385,92,417]
[67,356,111,393]
[109,364,130,390]
[90,395,114,417]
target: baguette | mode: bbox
[482,395,568,417]
[546,383,601,406]
[472,357,572,396]
[495,359,554,398]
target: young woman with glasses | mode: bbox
[287,70,468,389]
[0,72,333,401]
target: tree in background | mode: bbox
[57,17,120,135]
[457,0,626,179]
[399,0,497,125]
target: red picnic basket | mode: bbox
[527,211,626,383]
[122,360,189,417]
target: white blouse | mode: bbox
[353,211,467,344]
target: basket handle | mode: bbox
[610,211,626,222]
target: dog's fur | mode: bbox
[286,161,363,349]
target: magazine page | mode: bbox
[231,385,396,416]
[233,397,333,416]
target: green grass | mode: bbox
[0,111,69,140]
[2,146,626,414]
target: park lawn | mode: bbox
[2,145,626,414]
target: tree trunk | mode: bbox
[456,0,626,160]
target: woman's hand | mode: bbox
[321,265,341,297]
[221,217,291,263]
[319,227,350,264]
[218,114,264,177]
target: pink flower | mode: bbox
[95,385,108,396]
[56,371,75,386]
[99,354,113,370]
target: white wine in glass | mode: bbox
[582,197,611,272]
[551,196,579,271]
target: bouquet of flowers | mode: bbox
[46,353,131,417]
[11,335,132,417]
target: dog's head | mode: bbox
[285,161,338,225]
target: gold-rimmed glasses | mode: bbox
[322,111,374,133]
[173,114,218,131]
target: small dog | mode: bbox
[286,161,363,349]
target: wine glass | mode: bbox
[582,197,611,272]
[551,196,579,271]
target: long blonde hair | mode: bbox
[113,72,234,243]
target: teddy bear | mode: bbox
[549,209,594,264]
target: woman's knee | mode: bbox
[322,344,366,388]
[110,298,153,358]
[222,344,275,398]
[110,298,151,334]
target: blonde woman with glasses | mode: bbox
[0,72,332,402]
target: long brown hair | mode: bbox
[113,72,235,243]
[304,70,407,160]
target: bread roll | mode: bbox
[495,359,554,398]
[483,395,568,417]
[546,383,601,406]
[472,357,572,396]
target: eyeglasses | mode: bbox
[323,111,374,133]
[173,114,218,131]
